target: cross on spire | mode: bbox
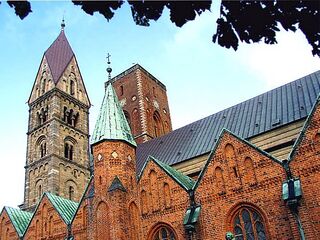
[61,16,65,30]
[106,53,112,81]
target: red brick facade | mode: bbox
[2,89,320,240]
[111,65,172,144]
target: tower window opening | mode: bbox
[63,107,68,122]
[70,80,75,95]
[120,85,124,96]
[40,142,47,158]
[42,78,46,94]
[64,143,74,160]
[153,111,162,137]
[68,186,74,200]
[38,185,42,200]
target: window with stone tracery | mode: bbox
[151,226,176,240]
[63,107,79,127]
[232,207,267,240]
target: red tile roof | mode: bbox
[44,30,74,84]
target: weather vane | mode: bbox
[106,53,112,81]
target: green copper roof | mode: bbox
[91,82,136,147]
[46,192,79,225]
[151,156,195,191]
[4,206,32,237]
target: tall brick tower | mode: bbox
[109,64,172,144]
[21,23,91,210]
[90,78,137,239]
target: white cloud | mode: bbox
[237,30,320,89]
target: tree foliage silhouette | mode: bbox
[4,0,320,57]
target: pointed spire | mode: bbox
[44,24,74,84]
[91,81,136,147]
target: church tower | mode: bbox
[109,64,172,144]
[89,63,137,239]
[21,22,91,210]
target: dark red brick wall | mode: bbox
[24,196,68,239]
[290,102,320,237]
[137,160,189,239]
[195,131,293,239]
[0,210,19,240]
[112,66,172,144]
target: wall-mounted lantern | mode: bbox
[282,178,302,210]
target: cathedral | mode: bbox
[0,25,320,240]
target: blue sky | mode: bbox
[0,1,319,209]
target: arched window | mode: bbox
[69,73,76,96]
[42,78,46,94]
[163,183,171,208]
[40,141,47,158]
[70,80,75,95]
[48,216,53,236]
[38,185,42,199]
[232,207,267,240]
[64,143,74,160]
[153,111,162,137]
[141,190,148,214]
[150,170,159,211]
[129,202,140,240]
[68,186,74,200]
[149,224,177,240]
[96,202,109,239]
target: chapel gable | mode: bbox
[0,207,32,240]
[23,193,78,239]
[194,129,291,239]
[137,156,194,239]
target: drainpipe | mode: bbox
[282,160,305,240]
[66,224,73,239]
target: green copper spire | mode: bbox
[91,82,136,147]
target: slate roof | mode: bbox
[44,30,74,84]
[4,207,32,237]
[46,193,79,225]
[91,82,136,147]
[136,70,320,172]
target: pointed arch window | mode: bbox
[232,207,267,240]
[150,224,177,240]
[153,111,162,137]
